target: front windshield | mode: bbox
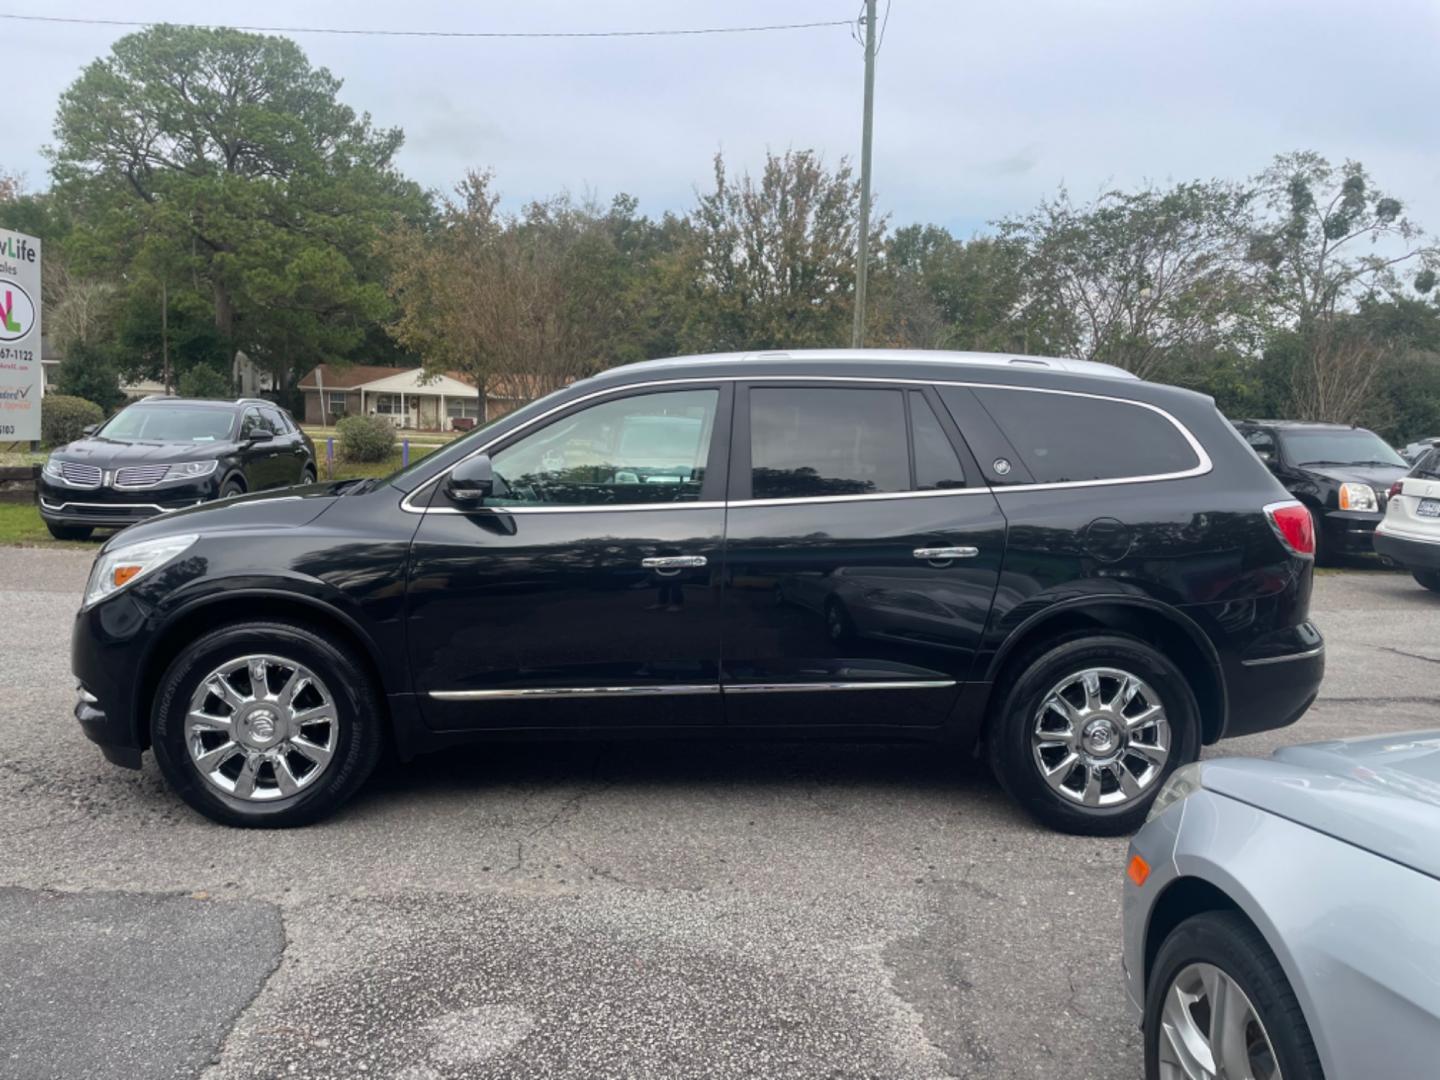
[100,404,236,443]
[1278,429,1405,468]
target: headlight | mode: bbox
[1146,762,1204,823]
[1338,482,1377,512]
[43,458,64,479]
[165,460,219,481]
[84,534,199,608]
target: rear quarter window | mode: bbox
[970,387,1200,484]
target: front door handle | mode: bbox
[642,556,708,569]
[913,546,979,561]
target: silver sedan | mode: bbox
[1121,731,1440,1079]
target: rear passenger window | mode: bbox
[910,392,965,489]
[1415,449,1440,481]
[970,388,1199,484]
[750,388,909,499]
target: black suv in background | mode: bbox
[40,396,316,539]
[70,351,1324,833]
[1232,420,1409,562]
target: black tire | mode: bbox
[986,633,1199,836]
[220,476,246,499]
[301,465,317,485]
[45,521,93,541]
[1413,569,1440,593]
[150,619,384,827]
[1145,911,1323,1080]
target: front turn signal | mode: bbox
[1127,854,1151,887]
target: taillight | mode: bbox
[1389,480,1404,499]
[1264,500,1316,558]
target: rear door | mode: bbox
[720,381,1006,729]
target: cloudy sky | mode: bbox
[8,0,1440,236]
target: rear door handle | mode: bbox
[913,546,979,561]
[642,556,708,569]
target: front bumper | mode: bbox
[1373,526,1440,571]
[1320,509,1384,553]
[38,474,217,528]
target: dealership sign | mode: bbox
[0,228,41,442]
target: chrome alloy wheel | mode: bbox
[1159,962,1281,1080]
[184,655,339,801]
[1031,666,1170,807]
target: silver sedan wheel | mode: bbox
[1031,666,1170,807]
[1159,962,1281,1080]
[184,654,339,802]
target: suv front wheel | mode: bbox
[151,619,383,827]
[987,633,1199,835]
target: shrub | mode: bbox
[336,414,395,462]
[177,363,232,399]
[42,394,106,447]
[54,342,127,413]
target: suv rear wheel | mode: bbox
[151,619,383,827]
[987,633,1199,835]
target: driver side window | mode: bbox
[488,388,718,507]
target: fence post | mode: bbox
[402,439,410,468]
[326,438,334,480]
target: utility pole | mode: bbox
[850,0,878,349]
[161,279,171,395]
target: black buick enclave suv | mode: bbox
[40,396,316,539]
[70,351,1324,833]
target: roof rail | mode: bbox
[235,397,271,406]
[139,393,171,402]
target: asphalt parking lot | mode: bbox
[1,548,1436,1080]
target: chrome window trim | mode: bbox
[430,684,719,701]
[723,680,957,693]
[401,374,1212,515]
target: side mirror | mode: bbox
[81,424,98,437]
[247,429,274,443]
[446,454,494,504]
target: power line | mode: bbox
[0,12,853,40]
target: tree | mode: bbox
[177,363,232,399]
[49,25,429,388]
[1001,181,1255,378]
[54,341,126,412]
[871,226,1038,352]
[674,150,879,352]
[1247,152,1439,330]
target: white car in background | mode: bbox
[1374,446,1440,593]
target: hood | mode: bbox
[52,436,236,467]
[1301,462,1408,488]
[1198,730,1440,881]
[101,481,353,550]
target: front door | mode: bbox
[408,384,731,731]
[239,407,285,489]
[721,382,1006,729]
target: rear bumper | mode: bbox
[1373,527,1440,570]
[1219,622,1325,741]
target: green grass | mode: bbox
[304,425,455,446]
[0,502,96,547]
[0,444,438,549]
[323,443,436,480]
